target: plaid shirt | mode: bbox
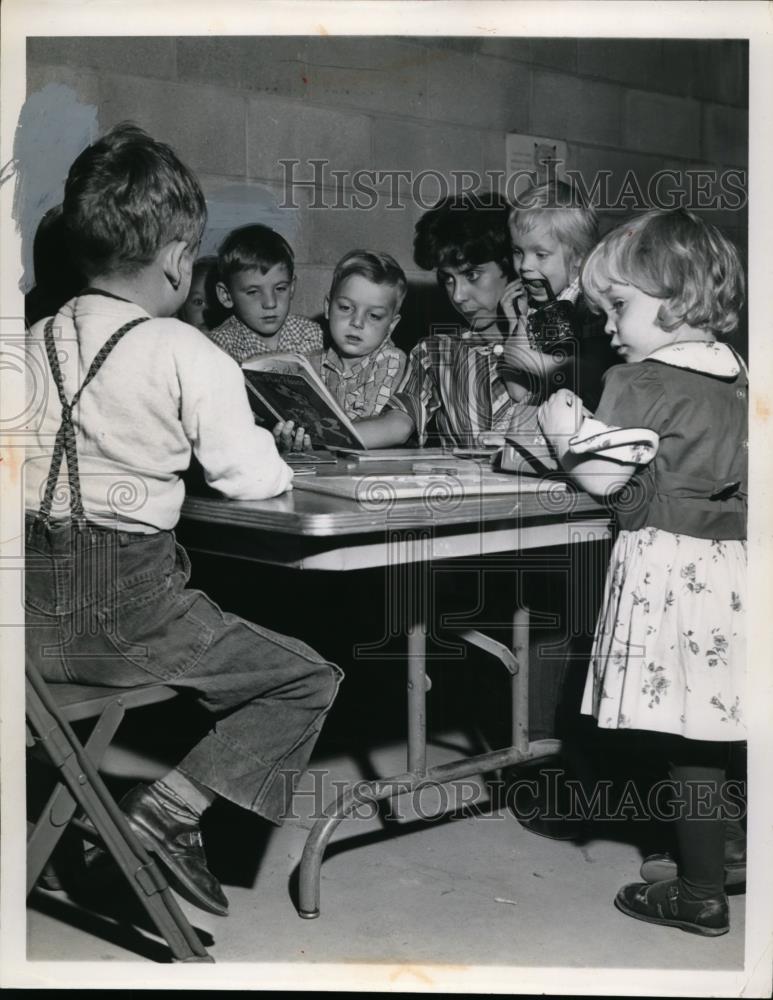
[208,313,323,364]
[309,341,407,420]
[386,332,533,448]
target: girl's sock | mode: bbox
[669,738,729,900]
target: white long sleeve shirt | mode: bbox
[25,294,293,531]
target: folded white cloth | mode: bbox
[568,416,659,465]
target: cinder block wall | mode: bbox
[26,36,748,351]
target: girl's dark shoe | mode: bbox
[615,878,729,936]
[120,783,229,916]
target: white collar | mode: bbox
[645,340,742,378]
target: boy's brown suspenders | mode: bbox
[38,313,150,524]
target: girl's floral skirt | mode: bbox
[581,527,746,741]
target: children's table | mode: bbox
[178,458,612,917]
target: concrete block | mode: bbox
[571,145,669,213]
[659,40,748,108]
[196,174,313,265]
[656,159,748,219]
[532,70,622,147]
[526,38,577,73]
[98,75,246,178]
[247,97,372,184]
[304,37,428,118]
[305,192,425,274]
[176,37,308,99]
[26,37,177,79]
[477,38,534,63]
[702,104,748,167]
[481,130,509,192]
[292,264,332,322]
[427,49,530,132]
[623,90,701,160]
[26,64,100,109]
[577,39,662,89]
[373,118,484,202]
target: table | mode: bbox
[178,459,612,917]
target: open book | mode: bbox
[242,352,367,450]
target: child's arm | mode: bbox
[539,389,637,499]
[271,409,415,452]
[499,279,565,379]
[177,333,293,498]
[354,409,416,448]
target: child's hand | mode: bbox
[538,389,585,448]
[500,278,528,333]
[273,420,312,453]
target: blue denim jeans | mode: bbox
[25,514,342,822]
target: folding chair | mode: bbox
[26,661,213,963]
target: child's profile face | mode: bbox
[217,263,295,337]
[510,219,579,303]
[179,272,209,332]
[437,261,509,332]
[325,274,401,360]
[597,281,676,363]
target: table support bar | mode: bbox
[297,736,561,918]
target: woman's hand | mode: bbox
[499,278,528,334]
[273,420,312,453]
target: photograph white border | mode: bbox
[1,1,771,993]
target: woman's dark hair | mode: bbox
[413,192,514,279]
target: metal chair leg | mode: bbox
[26,674,213,963]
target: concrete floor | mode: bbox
[25,731,746,990]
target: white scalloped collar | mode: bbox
[645,341,742,377]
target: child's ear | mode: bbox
[387,312,401,337]
[162,240,191,292]
[323,295,330,321]
[289,275,297,300]
[216,281,234,309]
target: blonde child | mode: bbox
[489,180,616,459]
[538,208,747,936]
[275,250,407,451]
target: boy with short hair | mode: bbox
[275,250,407,450]
[209,223,323,363]
[25,123,341,916]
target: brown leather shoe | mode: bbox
[615,878,729,936]
[120,784,229,916]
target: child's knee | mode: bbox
[309,660,343,710]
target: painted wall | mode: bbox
[24,36,748,350]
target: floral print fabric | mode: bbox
[581,527,746,740]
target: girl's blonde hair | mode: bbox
[581,209,745,336]
[509,180,599,264]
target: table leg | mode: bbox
[511,605,530,755]
[407,621,428,775]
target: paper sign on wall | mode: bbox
[506,133,569,199]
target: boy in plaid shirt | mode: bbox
[209,224,323,363]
